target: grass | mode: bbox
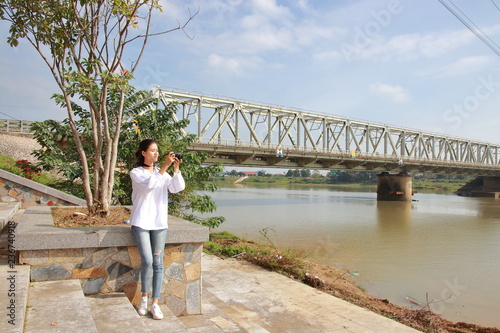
[0,153,85,199]
[412,179,469,193]
[205,231,308,280]
[0,154,24,176]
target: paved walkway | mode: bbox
[194,253,420,332]
[0,205,421,332]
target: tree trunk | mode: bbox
[65,95,94,213]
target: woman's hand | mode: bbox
[159,152,181,174]
[171,152,182,173]
[164,152,175,166]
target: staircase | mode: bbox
[25,280,190,333]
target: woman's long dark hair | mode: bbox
[135,139,157,167]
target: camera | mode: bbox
[174,153,183,160]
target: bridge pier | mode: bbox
[483,177,500,192]
[456,176,500,198]
[377,172,413,201]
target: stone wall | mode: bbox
[19,243,203,316]
[0,169,86,207]
[17,206,208,317]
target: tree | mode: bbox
[117,95,225,229]
[311,170,323,179]
[31,89,226,229]
[0,0,196,215]
[300,169,311,178]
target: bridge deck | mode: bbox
[189,142,500,175]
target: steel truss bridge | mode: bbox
[152,88,500,176]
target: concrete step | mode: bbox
[22,278,191,333]
[0,204,22,266]
[24,279,98,333]
[0,264,30,333]
[86,293,190,333]
[86,293,151,333]
[0,202,21,231]
[137,303,190,333]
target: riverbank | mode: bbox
[205,232,500,333]
[210,175,470,194]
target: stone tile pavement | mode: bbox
[0,204,422,332]
[196,253,421,332]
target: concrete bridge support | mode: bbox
[456,176,500,198]
[483,177,500,192]
[377,172,413,201]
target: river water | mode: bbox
[201,184,500,328]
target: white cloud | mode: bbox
[248,0,291,21]
[417,56,495,78]
[417,30,476,58]
[313,50,344,62]
[370,82,410,103]
[207,53,262,74]
[294,23,344,46]
[239,26,295,53]
[339,28,477,62]
[161,0,345,73]
[296,0,311,11]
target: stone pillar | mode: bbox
[377,172,413,201]
[483,177,500,192]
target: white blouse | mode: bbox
[130,166,185,230]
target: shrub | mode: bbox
[0,154,23,176]
[15,159,40,179]
[205,231,308,281]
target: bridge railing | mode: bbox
[193,137,500,172]
[154,88,500,167]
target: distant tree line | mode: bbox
[221,169,472,185]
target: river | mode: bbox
[201,184,500,328]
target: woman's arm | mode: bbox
[130,168,162,190]
[168,172,185,193]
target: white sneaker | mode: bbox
[137,296,148,316]
[151,303,163,320]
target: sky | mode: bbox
[1,0,500,144]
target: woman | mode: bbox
[130,139,185,320]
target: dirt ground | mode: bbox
[52,207,499,333]
[51,206,131,227]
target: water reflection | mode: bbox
[376,201,413,234]
[474,198,500,219]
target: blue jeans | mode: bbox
[131,226,168,299]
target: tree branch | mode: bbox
[125,7,199,46]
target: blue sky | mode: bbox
[1,0,499,143]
